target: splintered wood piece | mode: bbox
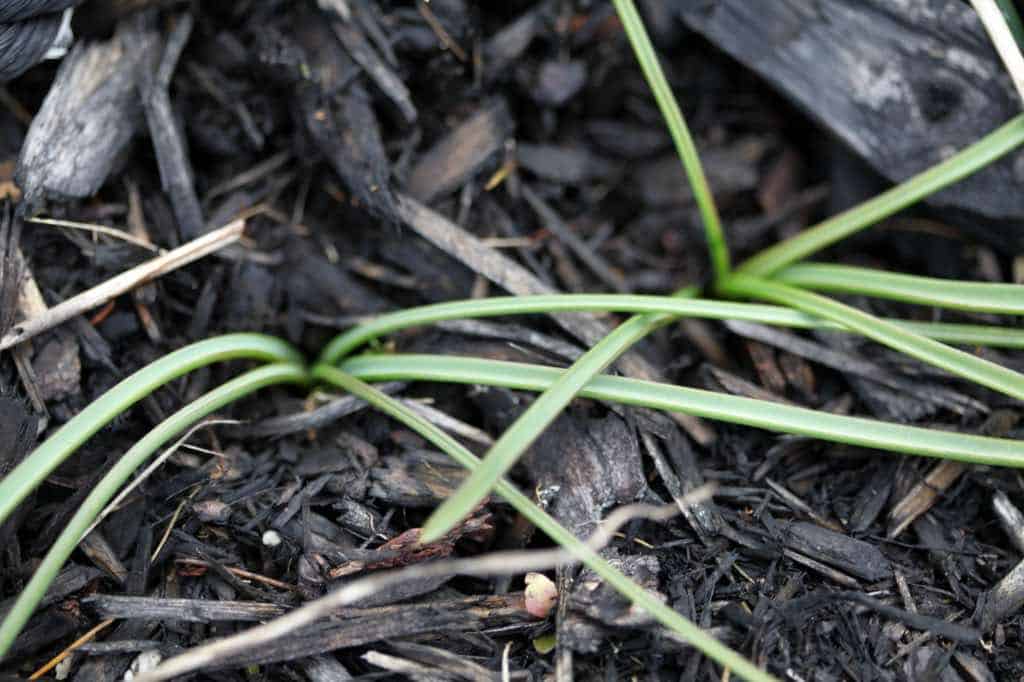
[16,21,158,203]
[82,595,288,623]
[993,490,1024,554]
[1,220,244,350]
[183,594,532,671]
[140,13,205,238]
[886,460,966,539]
[981,557,1024,631]
[888,410,1019,538]
[10,248,52,416]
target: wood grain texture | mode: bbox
[675,0,1024,221]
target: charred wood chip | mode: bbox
[82,595,287,623]
[406,98,513,203]
[369,451,468,508]
[847,460,896,534]
[6,604,82,659]
[211,595,531,669]
[585,119,669,159]
[530,60,587,108]
[634,141,761,207]
[301,84,396,218]
[32,332,80,401]
[0,204,21,339]
[980,557,1024,631]
[903,646,961,682]
[562,548,663,654]
[16,21,158,203]
[139,13,205,239]
[775,591,979,643]
[284,240,390,315]
[778,520,891,582]
[675,0,1024,230]
[481,1,553,82]
[331,497,384,538]
[0,564,100,617]
[517,143,617,186]
[523,410,648,536]
[0,390,37,478]
[0,11,72,83]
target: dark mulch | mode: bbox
[0,1,1022,679]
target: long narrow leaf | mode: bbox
[611,0,729,280]
[338,354,1024,467]
[312,364,777,682]
[0,334,303,527]
[722,275,1024,401]
[419,297,692,542]
[735,114,1024,277]
[776,262,1024,314]
[0,363,310,659]
[317,294,1024,363]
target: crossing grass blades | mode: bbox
[4,2,1024,680]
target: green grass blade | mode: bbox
[418,299,691,543]
[311,364,776,682]
[338,354,1024,467]
[611,0,729,281]
[315,294,1024,361]
[0,334,303,528]
[0,363,310,659]
[320,294,811,363]
[900,321,1024,349]
[776,262,1024,314]
[735,114,1024,277]
[722,274,1024,401]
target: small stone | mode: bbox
[192,500,232,524]
[262,529,282,547]
[124,650,162,680]
[524,572,558,618]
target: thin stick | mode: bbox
[28,619,115,680]
[138,490,714,682]
[972,0,1024,104]
[27,216,160,252]
[2,220,244,350]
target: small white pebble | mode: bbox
[124,650,162,681]
[55,653,75,680]
[262,529,282,547]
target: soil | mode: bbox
[1,1,1023,680]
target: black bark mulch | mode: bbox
[0,1,1022,680]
